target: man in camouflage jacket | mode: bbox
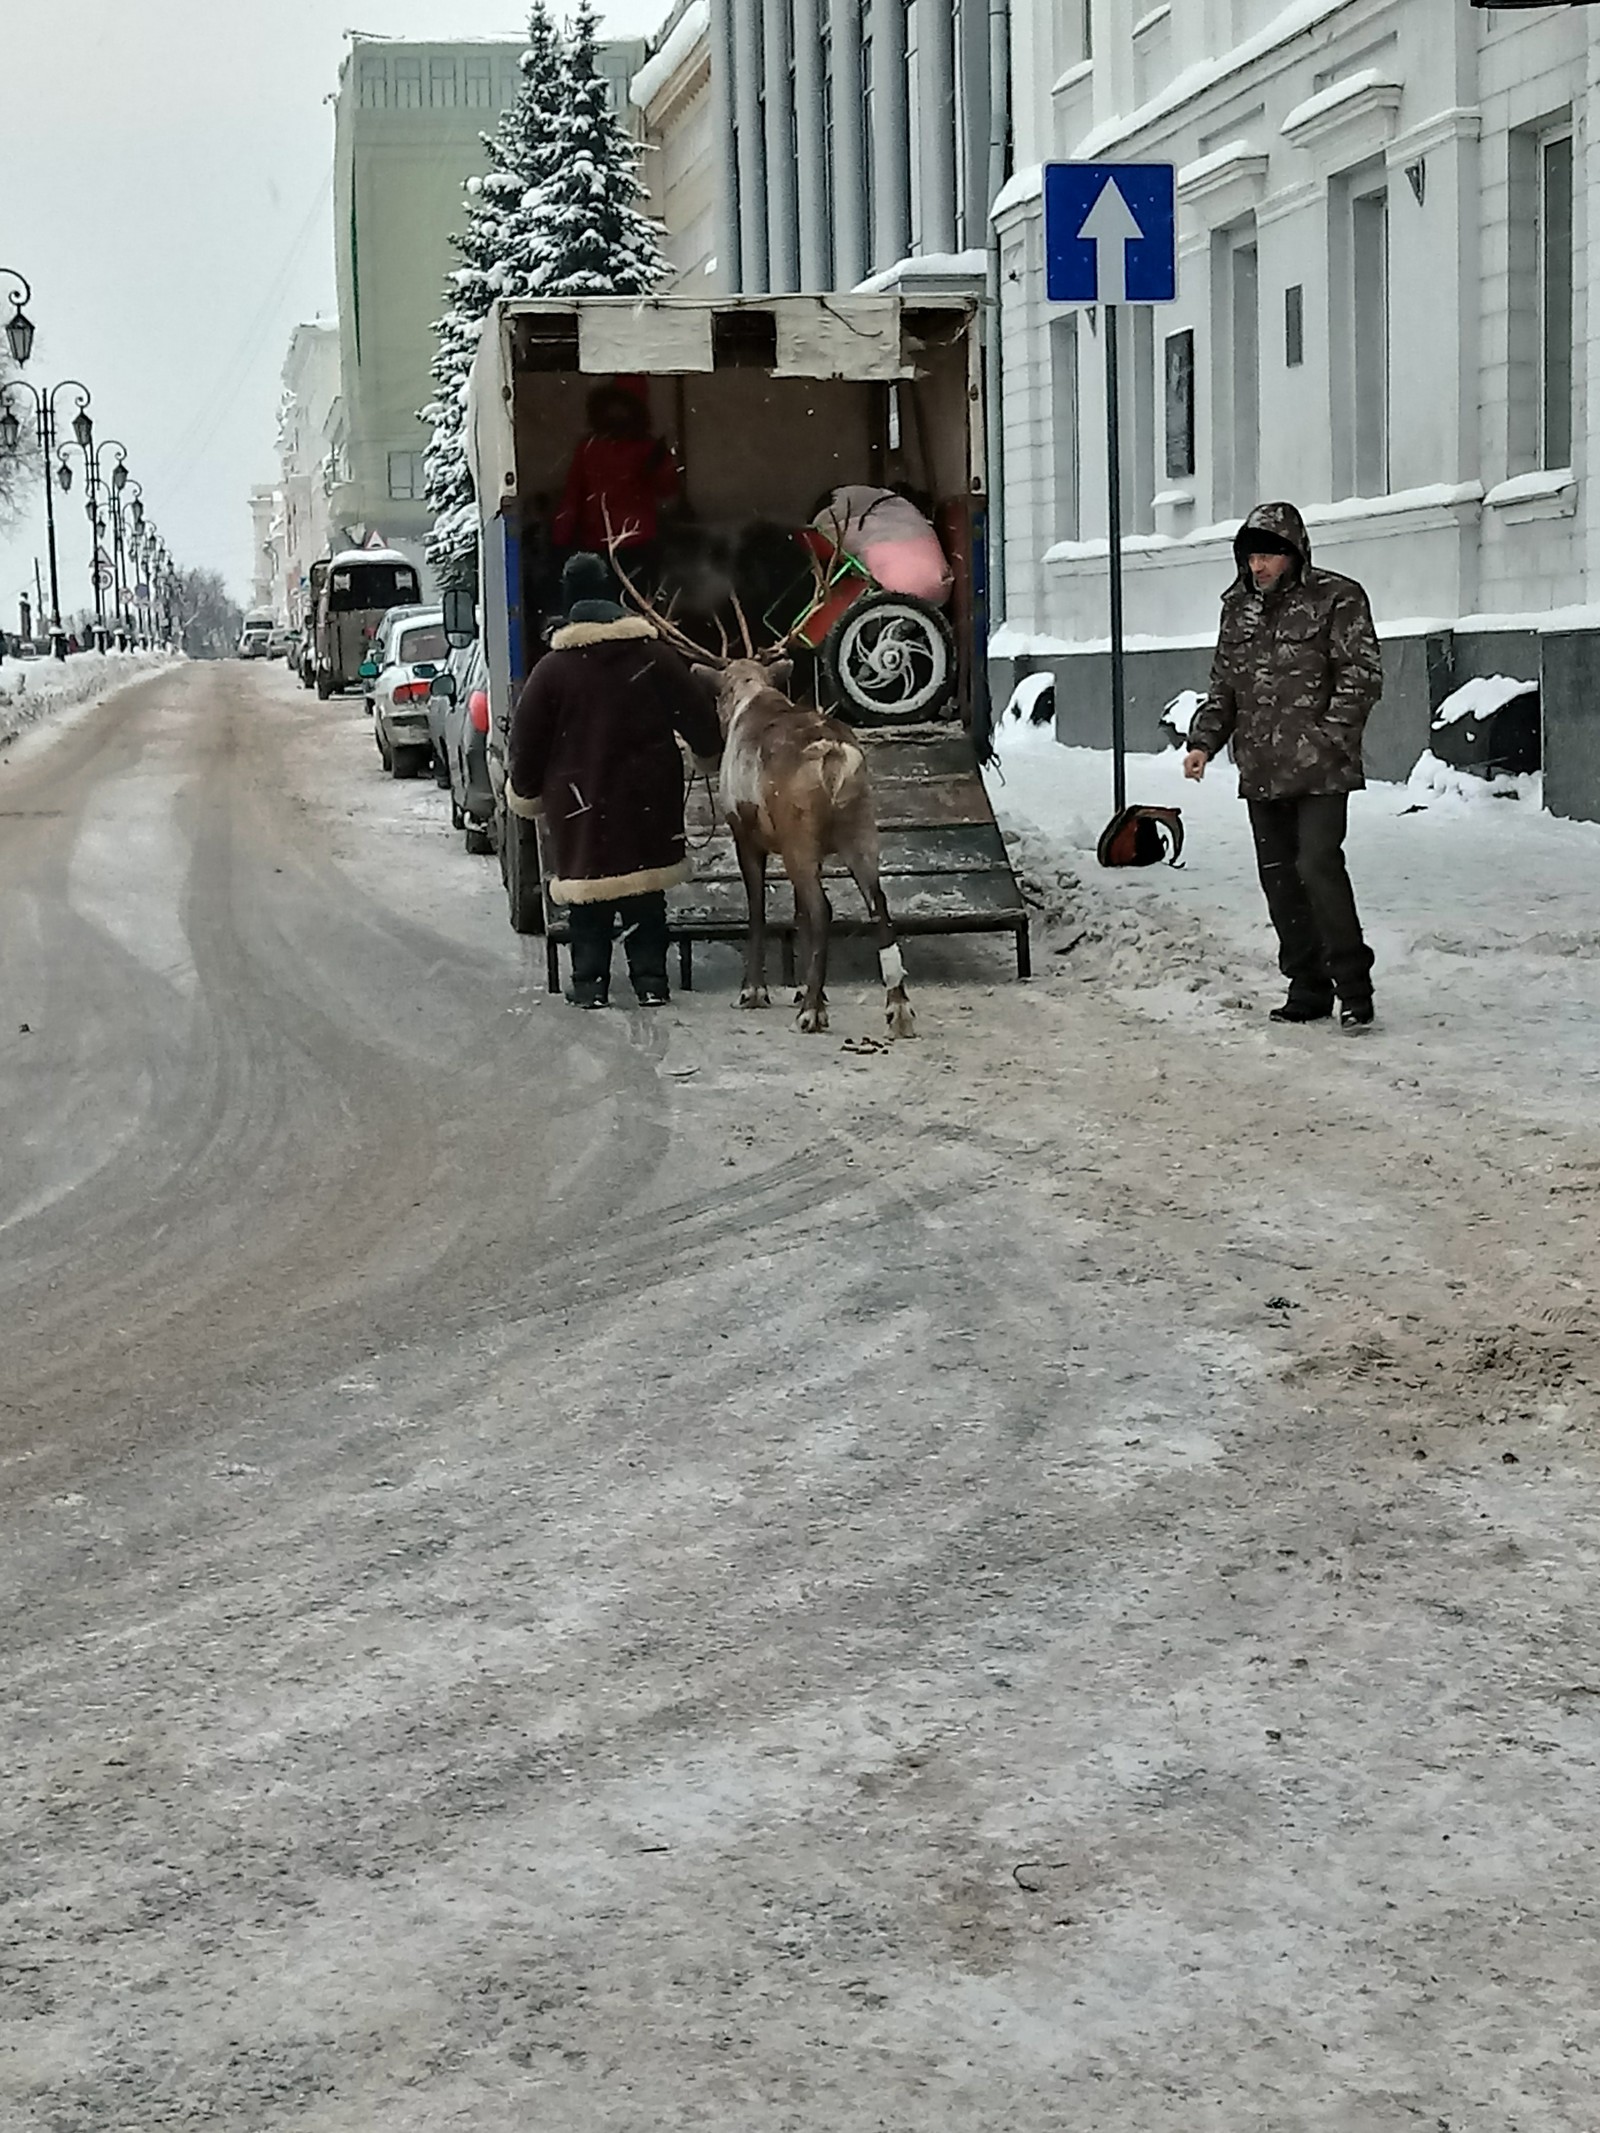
[1185,500,1382,1029]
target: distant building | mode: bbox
[276,320,343,629]
[632,3,719,289]
[248,485,279,617]
[330,33,646,589]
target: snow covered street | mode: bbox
[3,665,1599,2131]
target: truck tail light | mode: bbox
[468,687,490,734]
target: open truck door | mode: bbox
[466,294,1027,986]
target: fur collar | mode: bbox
[551,615,657,650]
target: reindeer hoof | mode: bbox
[797,1004,829,1034]
[887,995,917,1038]
[739,986,771,1009]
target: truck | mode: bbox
[450,292,1027,984]
[306,547,422,699]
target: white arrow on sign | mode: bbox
[1077,177,1145,305]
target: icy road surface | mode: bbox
[2,659,1597,2131]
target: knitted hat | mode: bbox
[560,551,626,624]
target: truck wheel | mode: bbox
[504,810,545,934]
[822,591,956,722]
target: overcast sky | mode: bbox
[1,0,665,618]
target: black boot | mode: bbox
[1269,997,1334,1024]
[1339,999,1375,1032]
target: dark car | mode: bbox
[429,638,495,855]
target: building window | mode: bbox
[1050,315,1081,539]
[1062,0,1092,65]
[1125,307,1157,535]
[821,27,836,273]
[430,60,458,107]
[1211,224,1259,515]
[1539,126,1574,468]
[358,61,387,109]
[393,58,422,110]
[464,57,493,107]
[387,451,425,500]
[1165,329,1195,480]
[861,36,875,229]
[1350,188,1389,495]
[1284,284,1304,368]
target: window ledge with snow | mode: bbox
[1051,58,1094,100]
[1484,468,1576,522]
[1177,140,1269,230]
[1281,70,1402,170]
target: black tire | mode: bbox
[504,808,545,935]
[821,590,957,722]
[464,820,494,857]
[315,668,333,701]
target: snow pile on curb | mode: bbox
[0,650,181,746]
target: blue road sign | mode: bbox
[1044,162,1177,306]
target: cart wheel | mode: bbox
[822,591,956,722]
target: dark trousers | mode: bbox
[1247,795,1374,1007]
[566,891,670,1002]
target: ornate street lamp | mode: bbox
[0,376,91,655]
[1,268,35,366]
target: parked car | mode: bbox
[429,638,496,855]
[267,626,295,660]
[238,614,274,658]
[365,609,448,778]
[363,602,433,713]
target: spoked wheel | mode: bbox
[822,591,956,722]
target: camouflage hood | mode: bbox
[1232,501,1311,586]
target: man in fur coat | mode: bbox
[506,553,722,1008]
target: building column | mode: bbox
[709,0,743,291]
[916,0,958,256]
[764,0,801,291]
[793,0,829,287]
[732,0,768,292]
[869,0,911,272]
[829,0,868,287]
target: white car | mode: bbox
[366,609,449,779]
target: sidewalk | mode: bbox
[985,715,1600,1134]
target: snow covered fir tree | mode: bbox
[419,3,567,590]
[421,0,668,589]
[522,0,669,302]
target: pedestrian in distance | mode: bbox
[1184,501,1382,1032]
[506,552,723,1010]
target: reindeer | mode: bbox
[610,542,914,1037]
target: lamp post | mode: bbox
[120,478,144,643]
[0,268,36,364]
[57,425,129,647]
[0,376,91,656]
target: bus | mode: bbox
[309,548,422,698]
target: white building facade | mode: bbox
[995,0,1600,817]
[275,320,344,630]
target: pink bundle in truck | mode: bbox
[812,486,954,608]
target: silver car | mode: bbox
[366,610,448,779]
[429,639,496,855]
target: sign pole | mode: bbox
[1103,304,1127,815]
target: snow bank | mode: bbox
[1407,749,1541,806]
[0,649,180,747]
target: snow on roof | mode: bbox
[628,1,708,109]
[1432,675,1536,730]
[1281,69,1399,140]
[330,547,414,567]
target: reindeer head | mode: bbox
[689,656,796,733]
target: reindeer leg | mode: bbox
[734,831,770,1008]
[793,866,831,1033]
[844,820,915,1038]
